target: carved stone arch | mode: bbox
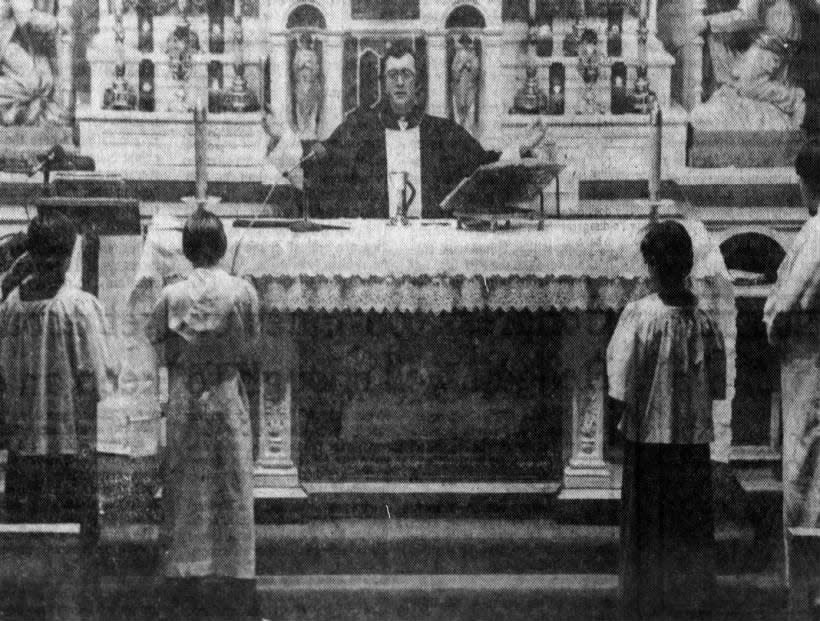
[286,2,327,29]
[427,0,500,30]
[718,230,787,284]
[445,4,487,29]
[273,0,346,31]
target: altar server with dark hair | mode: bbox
[0,212,118,618]
[147,208,262,621]
[607,219,726,621]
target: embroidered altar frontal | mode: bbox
[130,218,736,492]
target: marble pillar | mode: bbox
[480,32,503,145]
[55,0,76,122]
[426,32,448,118]
[269,33,290,131]
[322,34,344,138]
[682,0,706,110]
[255,312,305,498]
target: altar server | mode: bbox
[302,41,545,219]
[0,212,117,617]
[607,220,726,621]
[147,208,262,621]
[764,141,820,621]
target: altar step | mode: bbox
[98,519,775,577]
[98,572,789,621]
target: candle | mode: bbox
[234,0,241,21]
[648,100,662,201]
[194,99,208,202]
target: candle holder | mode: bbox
[606,5,622,57]
[576,28,605,114]
[103,10,137,110]
[535,14,553,57]
[630,16,653,113]
[512,65,547,114]
[563,18,581,56]
[166,14,199,112]
[225,0,258,112]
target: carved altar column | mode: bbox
[479,31,503,145]
[322,33,344,139]
[426,32,448,118]
[255,312,305,498]
[269,32,290,131]
[559,311,614,499]
[682,0,707,110]
[55,0,76,122]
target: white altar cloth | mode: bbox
[133,217,732,313]
[131,216,736,464]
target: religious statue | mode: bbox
[0,0,69,125]
[450,34,480,133]
[291,33,321,137]
[690,0,806,131]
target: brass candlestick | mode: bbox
[226,0,257,112]
[103,5,137,110]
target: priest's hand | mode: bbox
[518,119,548,158]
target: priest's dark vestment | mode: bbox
[304,104,501,218]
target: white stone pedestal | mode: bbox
[559,312,618,499]
[255,312,306,499]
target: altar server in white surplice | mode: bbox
[146,209,262,621]
[0,212,117,619]
[764,142,820,621]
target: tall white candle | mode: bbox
[194,99,208,202]
[648,101,662,201]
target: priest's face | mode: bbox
[384,53,417,116]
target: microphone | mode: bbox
[28,145,65,177]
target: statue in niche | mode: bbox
[0,0,69,125]
[691,0,806,130]
[450,34,480,133]
[291,32,322,137]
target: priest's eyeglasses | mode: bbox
[385,69,416,82]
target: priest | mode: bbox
[303,41,545,219]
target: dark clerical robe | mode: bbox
[304,103,501,218]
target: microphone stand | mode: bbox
[283,146,346,233]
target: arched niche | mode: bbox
[446,6,486,132]
[719,232,786,285]
[287,6,326,137]
[286,3,327,29]
[445,4,487,29]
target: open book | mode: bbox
[439,158,565,216]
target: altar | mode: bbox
[129,216,735,498]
